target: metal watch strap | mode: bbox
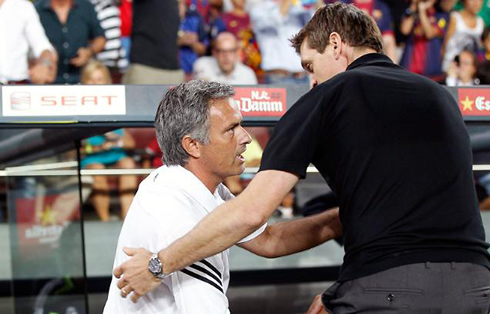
[149,253,169,280]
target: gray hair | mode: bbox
[154,80,236,166]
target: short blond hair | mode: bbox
[81,61,112,84]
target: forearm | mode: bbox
[400,16,415,35]
[419,10,436,39]
[90,37,106,55]
[158,170,296,274]
[259,208,341,258]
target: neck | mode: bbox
[184,163,221,194]
[232,8,246,15]
[51,0,71,7]
[345,47,378,66]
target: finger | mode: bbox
[116,276,128,290]
[123,247,137,256]
[131,291,141,303]
[120,284,133,298]
[113,266,123,278]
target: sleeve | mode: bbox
[24,2,55,58]
[86,1,106,40]
[259,86,326,179]
[375,1,394,35]
[250,2,285,31]
[217,184,267,243]
[237,223,267,243]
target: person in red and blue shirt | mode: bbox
[399,0,451,81]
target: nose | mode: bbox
[238,126,252,146]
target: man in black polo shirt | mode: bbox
[36,0,106,84]
[114,3,490,313]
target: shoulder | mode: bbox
[235,63,258,82]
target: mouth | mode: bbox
[236,148,246,163]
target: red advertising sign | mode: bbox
[458,88,490,116]
[234,87,287,117]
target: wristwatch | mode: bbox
[148,253,170,280]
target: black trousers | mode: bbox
[323,263,490,314]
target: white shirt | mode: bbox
[104,166,266,314]
[0,0,55,82]
[442,11,484,71]
[250,0,312,72]
[193,56,258,85]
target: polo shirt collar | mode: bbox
[40,0,79,10]
[346,53,392,71]
[154,165,223,214]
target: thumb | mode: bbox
[123,247,138,256]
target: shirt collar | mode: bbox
[41,0,78,11]
[153,165,223,213]
[346,53,393,71]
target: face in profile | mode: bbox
[198,98,251,182]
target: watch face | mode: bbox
[149,258,162,274]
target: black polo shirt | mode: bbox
[130,0,180,70]
[36,0,105,84]
[260,53,490,281]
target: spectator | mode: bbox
[399,0,452,81]
[36,0,106,84]
[0,0,57,85]
[442,0,484,72]
[343,0,397,62]
[446,49,479,85]
[81,61,137,221]
[222,0,262,74]
[193,32,258,84]
[178,0,209,79]
[119,0,132,68]
[454,0,490,27]
[90,0,128,81]
[250,0,311,85]
[122,0,184,84]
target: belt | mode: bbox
[266,69,307,79]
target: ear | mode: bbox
[182,135,201,159]
[329,32,342,59]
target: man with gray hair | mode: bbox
[105,80,341,313]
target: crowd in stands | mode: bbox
[3,0,490,86]
[4,0,490,220]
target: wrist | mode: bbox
[158,250,171,275]
[39,58,52,68]
[149,252,170,280]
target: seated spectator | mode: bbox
[178,0,209,79]
[342,0,397,62]
[36,0,106,84]
[193,32,258,84]
[222,0,262,74]
[0,0,57,85]
[399,0,451,82]
[80,61,137,221]
[90,0,128,81]
[446,49,479,85]
[442,0,484,72]
[250,0,311,85]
